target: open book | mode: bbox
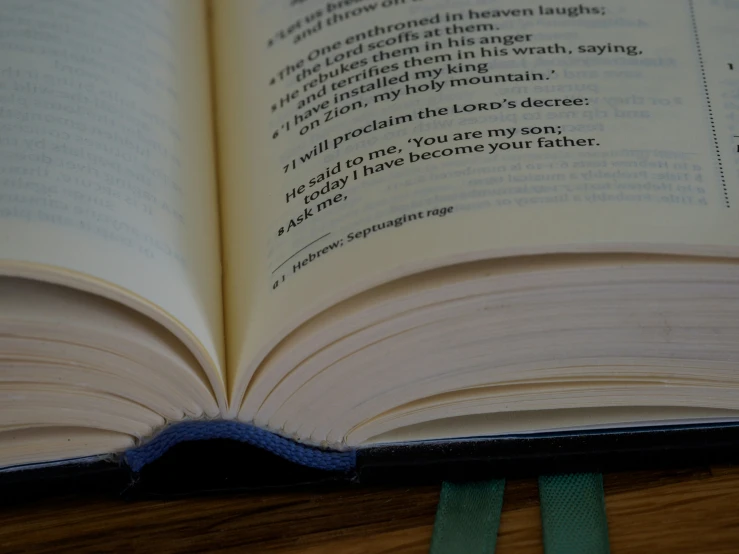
[2,0,739,473]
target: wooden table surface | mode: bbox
[2,465,739,553]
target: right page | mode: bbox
[213,0,739,408]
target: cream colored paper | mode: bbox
[212,0,739,409]
[0,0,225,401]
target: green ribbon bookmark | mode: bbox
[538,473,611,554]
[430,480,506,554]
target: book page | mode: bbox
[0,0,225,400]
[213,0,739,407]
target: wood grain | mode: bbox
[1,466,738,553]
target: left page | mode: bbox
[0,0,225,402]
